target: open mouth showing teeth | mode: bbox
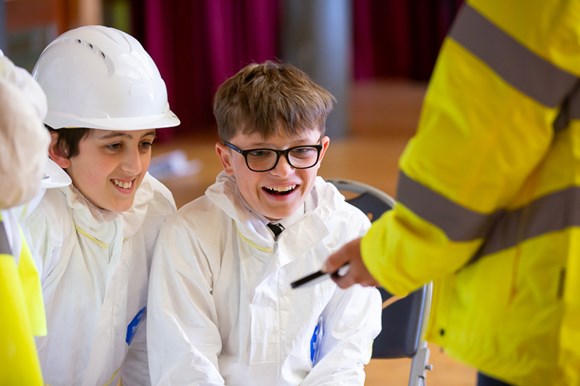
[263,185,297,196]
[113,179,133,189]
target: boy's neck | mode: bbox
[264,203,305,228]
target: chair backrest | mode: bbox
[328,179,430,359]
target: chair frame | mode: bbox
[328,178,433,386]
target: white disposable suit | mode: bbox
[148,172,382,385]
[22,173,176,386]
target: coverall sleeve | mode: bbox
[21,200,63,283]
[120,317,151,385]
[147,216,225,386]
[122,184,175,385]
[302,209,382,386]
[301,285,382,386]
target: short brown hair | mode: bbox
[47,125,91,158]
[213,61,335,141]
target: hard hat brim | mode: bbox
[45,110,181,131]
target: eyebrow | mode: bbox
[246,136,322,148]
[97,130,157,140]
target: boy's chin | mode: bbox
[263,206,300,221]
[104,198,135,213]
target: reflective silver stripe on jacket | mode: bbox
[450,3,577,108]
[398,171,580,261]
[569,84,580,120]
[470,186,580,260]
[397,172,499,241]
[554,81,580,131]
[0,221,12,255]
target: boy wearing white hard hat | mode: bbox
[21,25,180,385]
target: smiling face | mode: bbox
[216,128,330,221]
[49,129,156,212]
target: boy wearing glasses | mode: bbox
[147,61,382,385]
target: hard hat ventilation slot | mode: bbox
[72,38,106,61]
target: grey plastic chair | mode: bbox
[328,179,433,386]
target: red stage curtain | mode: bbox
[133,0,462,137]
[353,0,464,81]
[133,0,281,139]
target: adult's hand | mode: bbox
[323,238,379,289]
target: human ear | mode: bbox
[48,131,71,169]
[318,135,331,161]
[215,142,235,175]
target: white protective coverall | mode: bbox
[22,172,176,386]
[148,172,382,386]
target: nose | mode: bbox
[270,153,294,177]
[121,147,144,174]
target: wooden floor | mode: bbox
[151,80,478,386]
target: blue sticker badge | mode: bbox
[126,306,146,345]
[310,318,323,364]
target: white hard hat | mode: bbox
[32,25,180,131]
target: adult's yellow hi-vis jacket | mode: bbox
[360,1,580,385]
[0,210,46,385]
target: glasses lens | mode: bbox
[288,146,320,168]
[246,149,278,171]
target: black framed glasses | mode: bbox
[224,142,323,172]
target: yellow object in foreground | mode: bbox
[0,216,45,385]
